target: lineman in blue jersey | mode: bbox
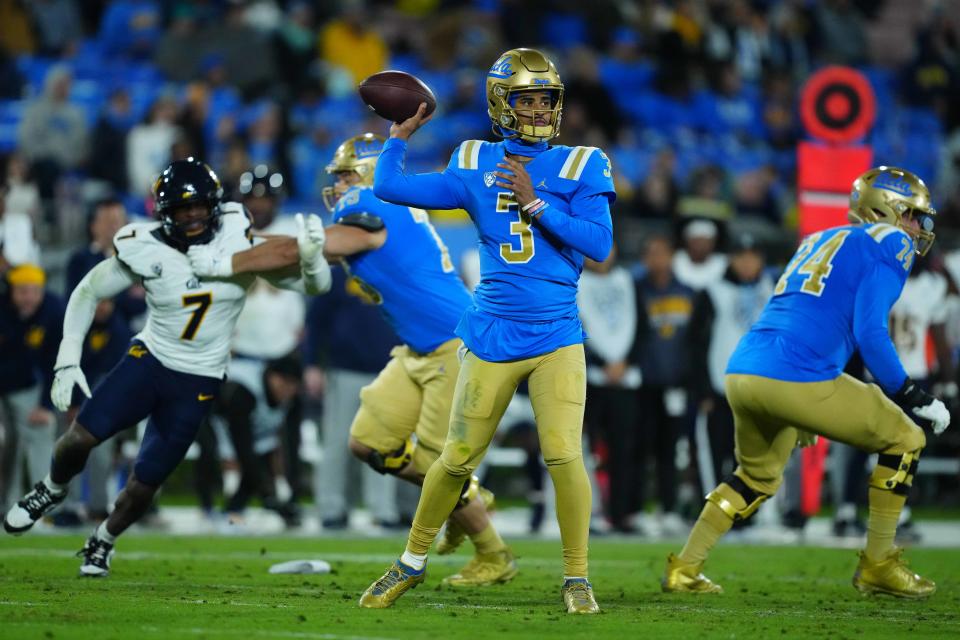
[663,167,950,599]
[188,133,518,587]
[358,48,614,614]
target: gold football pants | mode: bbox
[350,339,461,475]
[407,344,591,576]
[725,373,926,495]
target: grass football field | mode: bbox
[1,534,958,639]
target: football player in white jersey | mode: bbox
[3,159,331,576]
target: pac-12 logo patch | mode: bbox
[484,172,496,188]
[186,277,201,289]
[151,262,163,277]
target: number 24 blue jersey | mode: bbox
[727,223,914,393]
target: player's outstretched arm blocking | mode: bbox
[51,257,136,411]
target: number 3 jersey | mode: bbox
[375,138,615,362]
[112,202,257,378]
[331,185,473,354]
[727,223,913,393]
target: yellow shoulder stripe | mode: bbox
[867,223,903,243]
[457,140,482,170]
[559,146,596,180]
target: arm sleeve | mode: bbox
[854,262,910,394]
[535,194,613,262]
[372,138,464,209]
[534,149,615,262]
[55,257,136,369]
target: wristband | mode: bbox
[521,198,544,212]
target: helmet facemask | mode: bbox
[160,202,221,248]
[490,86,564,142]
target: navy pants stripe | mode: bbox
[77,341,221,486]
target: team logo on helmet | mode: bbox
[489,56,513,79]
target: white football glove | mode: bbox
[913,398,951,436]
[296,213,326,268]
[51,365,92,412]
[187,244,233,277]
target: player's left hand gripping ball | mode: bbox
[296,213,325,266]
[51,365,91,412]
[187,244,233,278]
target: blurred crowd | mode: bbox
[1,0,960,535]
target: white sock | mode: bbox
[400,550,426,571]
[96,522,117,545]
[43,473,66,494]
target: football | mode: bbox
[358,70,437,123]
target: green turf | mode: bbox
[1,535,957,639]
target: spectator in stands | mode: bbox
[4,152,40,222]
[0,44,25,98]
[562,47,623,144]
[0,264,61,514]
[304,266,401,530]
[126,94,180,197]
[98,0,161,59]
[635,148,679,219]
[814,0,868,66]
[0,178,40,273]
[208,355,304,527]
[734,165,783,224]
[0,2,36,56]
[636,234,695,535]
[578,245,643,532]
[688,232,774,493]
[88,89,135,194]
[26,0,83,57]
[672,218,728,291]
[16,65,89,224]
[227,166,305,516]
[65,199,145,323]
[318,0,387,85]
[274,1,317,95]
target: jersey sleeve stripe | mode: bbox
[458,140,480,170]
[559,146,596,180]
[867,223,905,243]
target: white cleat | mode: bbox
[4,481,67,535]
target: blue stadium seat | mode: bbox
[0,100,26,152]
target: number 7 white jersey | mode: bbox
[113,202,258,379]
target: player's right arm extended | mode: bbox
[373,138,463,209]
[51,257,136,410]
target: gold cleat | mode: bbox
[358,560,426,609]
[437,486,496,555]
[442,548,518,587]
[852,547,936,599]
[561,578,600,614]
[661,553,723,594]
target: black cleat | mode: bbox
[4,481,67,535]
[77,535,114,577]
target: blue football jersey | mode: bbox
[332,185,472,354]
[727,223,914,393]
[374,137,615,361]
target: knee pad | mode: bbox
[366,437,416,476]
[454,475,480,509]
[706,474,769,522]
[870,450,920,496]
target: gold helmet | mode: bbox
[321,132,386,211]
[848,166,937,256]
[486,48,564,143]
